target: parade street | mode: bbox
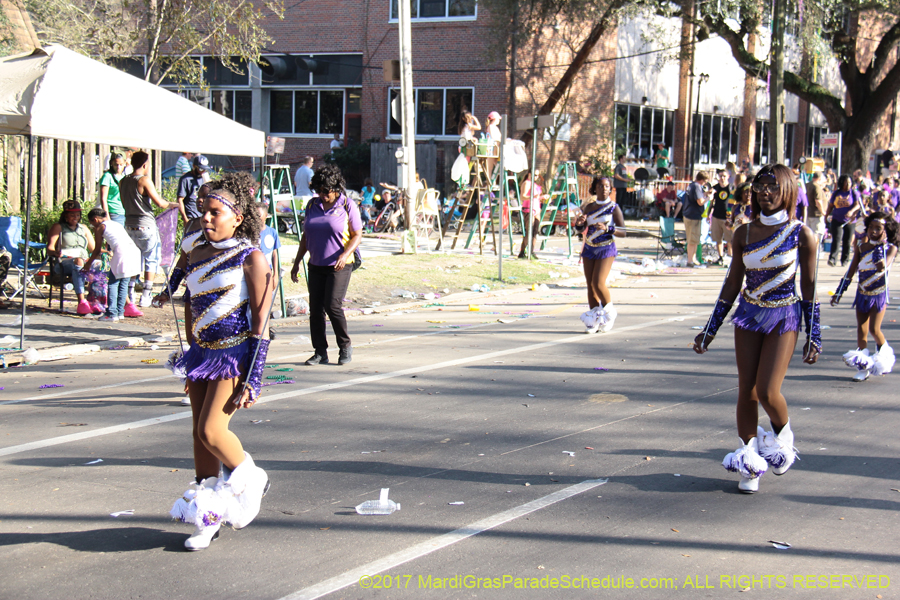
[0,265,897,600]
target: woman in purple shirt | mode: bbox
[825,174,860,267]
[290,165,363,366]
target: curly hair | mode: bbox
[310,164,346,195]
[206,172,262,245]
[865,211,900,246]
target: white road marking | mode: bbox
[0,315,698,457]
[0,316,523,407]
[278,478,609,600]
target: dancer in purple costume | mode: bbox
[156,176,274,550]
[831,211,898,381]
[574,176,625,334]
[693,164,821,494]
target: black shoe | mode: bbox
[305,352,329,365]
[338,347,353,365]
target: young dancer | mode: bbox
[693,164,821,494]
[159,177,274,550]
[575,176,626,333]
[831,211,898,381]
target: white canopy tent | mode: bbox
[0,44,266,350]
[0,44,265,154]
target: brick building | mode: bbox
[97,4,900,187]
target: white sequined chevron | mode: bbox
[186,244,252,341]
[743,221,802,302]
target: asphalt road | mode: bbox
[1,264,898,600]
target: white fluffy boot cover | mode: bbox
[722,436,768,479]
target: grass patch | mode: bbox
[278,253,574,304]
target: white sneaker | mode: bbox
[98,315,120,322]
[181,396,191,406]
[852,369,870,382]
[139,293,152,308]
[184,523,220,551]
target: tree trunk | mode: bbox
[841,115,879,175]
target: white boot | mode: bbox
[223,453,270,530]
[184,522,221,551]
[723,436,767,494]
[757,422,798,476]
[872,343,895,376]
[598,303,617,333]
[171,477,225,551]
[852,369,871,382]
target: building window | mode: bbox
[170,89,253,128]
[260,54,363,87]
[162,56,251,126]
[270,90,345,135]
[388,88,473,138]
[690,114,740,166]
[614,103,675,161]
[390,0,476,20]
[754,121,795,166]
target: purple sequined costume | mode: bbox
[580,200,618,260]
[853,243,892,313]
[731,221,803,334]
[177,242,256,380]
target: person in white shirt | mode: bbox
[330,134,343,151]
[294,156,314,202]
[175,152,193,179]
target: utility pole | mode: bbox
[769,0,786,164]
[397,0,417,250]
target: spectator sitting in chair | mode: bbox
[656,181,681,218]
[47,200,97,315]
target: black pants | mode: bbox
[828,220,854,265]
[307,263,353,353]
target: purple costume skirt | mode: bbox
[853,290,888,314]
[731,299,801,335]
[178,340,251,381]
[582,241,617,261]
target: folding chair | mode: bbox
[655,216,686,260]
[699,218,718,263]
[0,216,48,300]
[414,188,444,251]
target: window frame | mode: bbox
[268,88,351,137]
[389,0,477,22]
[691,113,741,166]
[386,86,475,140]
[613,103,676,162]
[259,53,364,87]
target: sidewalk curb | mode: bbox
[2,335,152,367]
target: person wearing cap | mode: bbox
[120,150,180,308]
[47,200,97,316]
[177,154,210,225]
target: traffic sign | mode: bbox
[820,133,839,148]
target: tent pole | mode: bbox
[19,134,35,350]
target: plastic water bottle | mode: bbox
[355,488,400,515]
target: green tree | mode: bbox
[22,0,283,85]
[697,0,898,173]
